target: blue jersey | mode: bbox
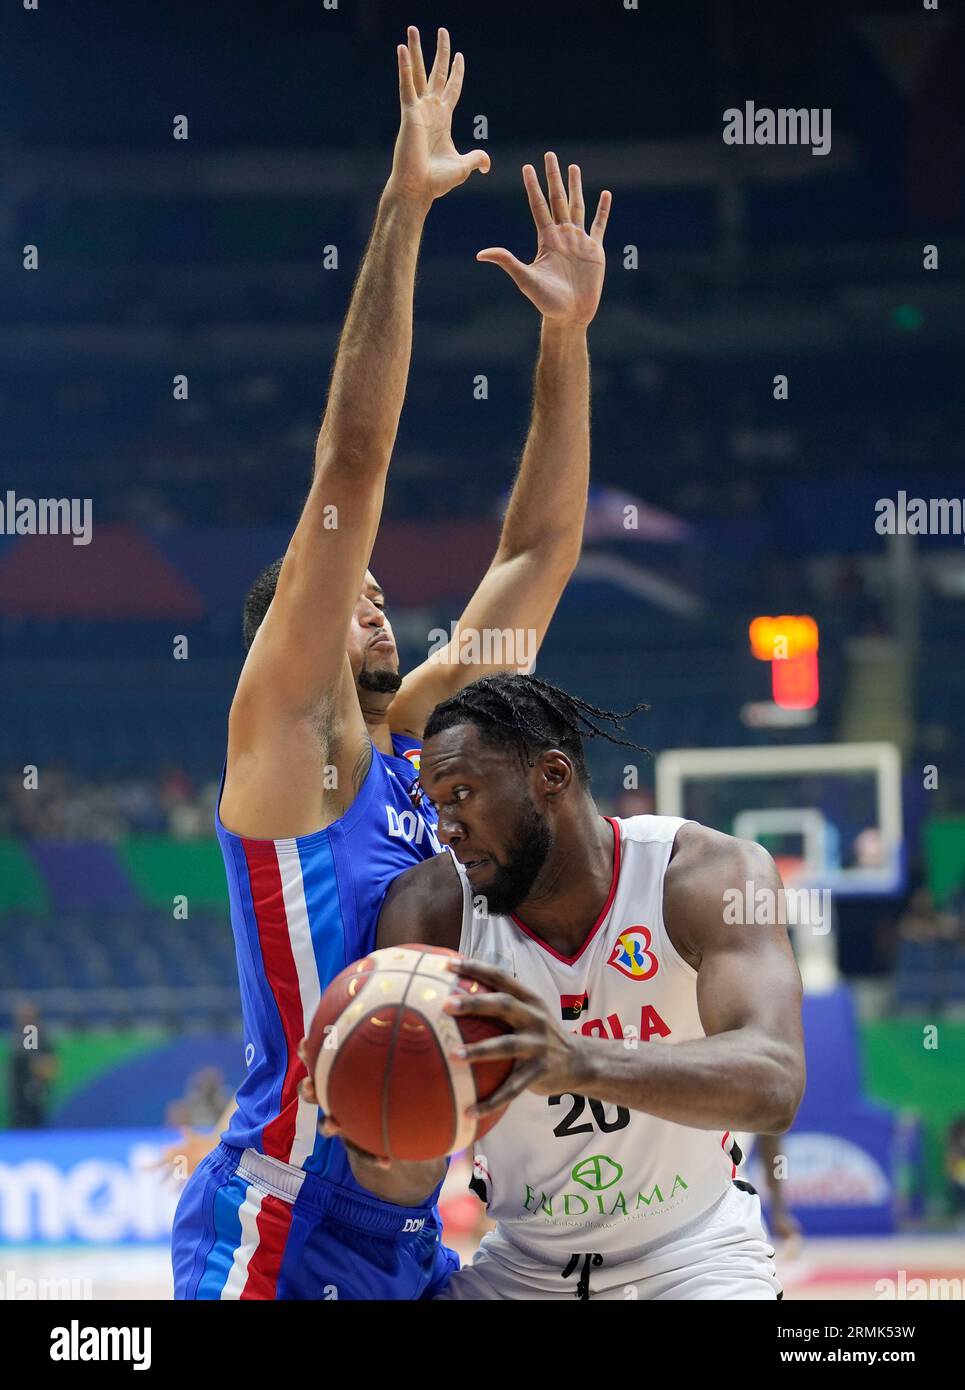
[216,735,441,1179]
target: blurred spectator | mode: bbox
[614,788,656,818]
[832,558,889,638]
[8,1002,58,1129]
[165,1066,231,1130]
[0,766,219,841]
[853,826,889,871]
[946,1116,965,1227]
[896,888,959,945]
[944,876,965,945]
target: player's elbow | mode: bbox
[761,1102,797,1137]
[759,1049,806,1134]
[538,531,583,576]
[542,537,583,580]
[495,537,582,589]
[313,434,387,481]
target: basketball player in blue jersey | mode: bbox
[170,25,611,1300]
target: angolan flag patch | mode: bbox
[560,992,589,1020]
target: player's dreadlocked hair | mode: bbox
[422,674,651,785]
[242,557,284,650]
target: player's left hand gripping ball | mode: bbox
[301,945,515,1161]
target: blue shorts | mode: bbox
[172,1142,459,1301]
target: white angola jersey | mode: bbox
[452,814,741,1260]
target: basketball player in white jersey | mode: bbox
[356,673,806,1299]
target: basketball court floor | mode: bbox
[5,1232,963,1301]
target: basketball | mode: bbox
[304,945,514,1161]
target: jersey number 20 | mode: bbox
[549,1093,631,1137]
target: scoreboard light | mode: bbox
[748,614,820,710]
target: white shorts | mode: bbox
[436,1182,781,1301]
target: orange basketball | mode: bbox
[303,944,514,1161]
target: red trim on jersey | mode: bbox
[242,839,305,1162]
[509,817,621,967]
[722,1130,737,1180]
[240,1192,294,1300]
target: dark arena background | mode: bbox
[1,0,964,1309]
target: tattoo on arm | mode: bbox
[351,738,374,795]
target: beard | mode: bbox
[482,795,553,916]
[358,663,402,695]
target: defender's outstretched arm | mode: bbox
[222,29,488,838]
[390,157,611,738]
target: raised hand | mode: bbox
[387,26,490,209]
[477,154,611,327]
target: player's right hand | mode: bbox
[386,27,490,210]
[296,1040,391,1166]
[298,1039,445,1202]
